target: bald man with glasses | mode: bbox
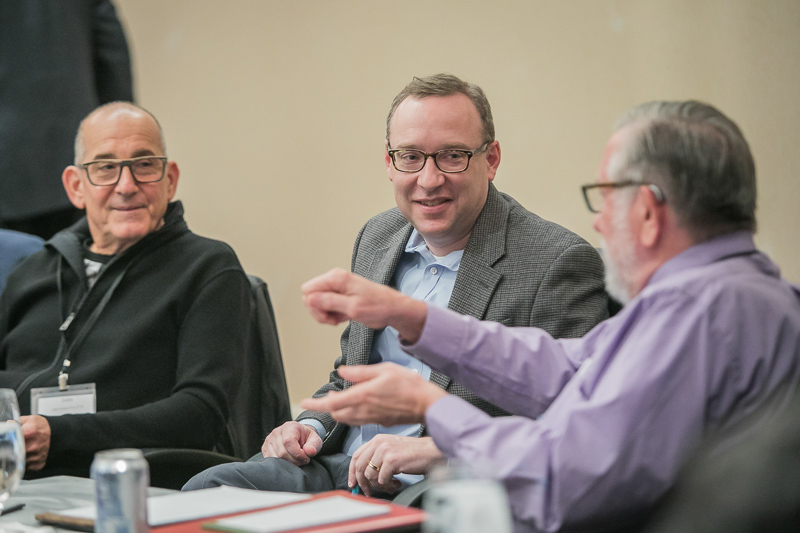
[0,102,251,478]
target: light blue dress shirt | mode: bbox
[303,229,462,486]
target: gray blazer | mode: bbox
[302,184,609,455]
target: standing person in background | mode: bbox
[0,0,133,240]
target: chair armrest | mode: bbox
[141,448,240,490]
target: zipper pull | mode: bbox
[58,372,69,391]
[60,313,76,332]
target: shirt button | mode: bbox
[411,368,419,374]
[429,266,438,275]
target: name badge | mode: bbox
[31,383,97,416]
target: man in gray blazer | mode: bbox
[184,73,608,495]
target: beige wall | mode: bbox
[114,0,800,404]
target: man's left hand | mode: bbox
[349,435,443,497]
[300,363,448,427]
[20,415,51,470]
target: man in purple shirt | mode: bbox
[300,100,800,532]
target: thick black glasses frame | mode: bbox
[387,141,491,173]
[80,156,168,186]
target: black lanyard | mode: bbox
[56,259,132,390]
[14,255,134,397]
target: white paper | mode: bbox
[209,495,390,533]
[57,486,311,526]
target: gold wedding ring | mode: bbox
[367,461,381,472]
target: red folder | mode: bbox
[153,490,425,533]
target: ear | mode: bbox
[384,140,393,181]
[638,186,665,248]
[485,141,501,183]
[62,166,86,209]
[165,161,180,201]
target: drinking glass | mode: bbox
[0,389,25,511]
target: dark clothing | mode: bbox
[645,388,800,533]
[0,202,250,477]
[2,207,85,242]
[0,0,133,229]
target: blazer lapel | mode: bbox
[431,184,509,391]
[350,224,414,365]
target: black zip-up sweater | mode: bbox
[0,202,250,477]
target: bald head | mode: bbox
[74,102,166,165]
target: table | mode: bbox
[1,476,173,531]
[1,477,423,533]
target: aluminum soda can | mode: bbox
[91,448,150,533]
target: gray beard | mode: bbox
[603,255,632,305]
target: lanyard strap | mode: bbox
[56,260,133,390]
[14,256,134,397]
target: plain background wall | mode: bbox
[113,0,800,404]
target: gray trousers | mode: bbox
[182,453,352,493]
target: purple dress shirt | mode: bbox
[404,231,800,532]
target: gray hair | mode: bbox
[385,73,495,144]
[74,101,166,165]
[611,100,757,241]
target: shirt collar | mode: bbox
[404,229,464,271]
[648,230,764,286]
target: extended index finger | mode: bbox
[301,268,349,297]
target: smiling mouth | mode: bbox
[415,199,450,207]
[112,205,145,212]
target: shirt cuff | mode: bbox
[298,419,327,440]
[401,304,470,368]
[424,394,487,458]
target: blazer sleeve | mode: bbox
[528,242,608,337]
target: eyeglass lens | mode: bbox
[393,150,471,172]
[86,158,165,185]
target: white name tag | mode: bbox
[31,383,97,416]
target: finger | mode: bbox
[305,291,354,322]
[301,390,354,413]
[301,428,323,457]
[335,364,387,384]
[304,301,348,326]
[348,445,365,489]
[282,435,309,464]
[357,467,371,497]
[300,269,349,297]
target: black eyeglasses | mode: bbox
[387,142,490,173]
[80,156,167,186]
[581,181,665,213]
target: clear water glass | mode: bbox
[0,389,24,510]
[423,460,513,533]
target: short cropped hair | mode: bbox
[74,101,166,165]
[613,100,756,241]
[385,73,495,144]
